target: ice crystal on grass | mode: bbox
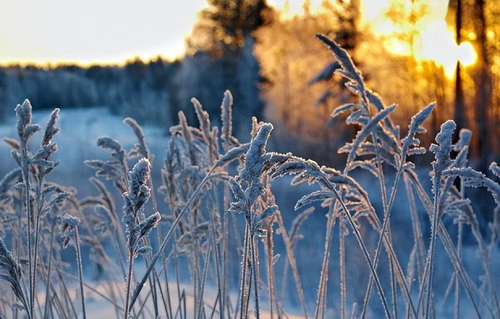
[315,34,364,89]
[308,61,341,85]
[430,120,456,178]
[15,100,41,148]
[123,158,152,232]
[490,162,500,178]
[0,237,29,315]
[87,137,128,192]
[240,123,273,184]
[124,117,151,160]
[346,104,397,161]
[129,212,161,257]
[42,108,60,146]
[453,129,472,152]
[444,167,500,204]
[402,102,435,158]
[59,213,81,248]
[221,90,235,147]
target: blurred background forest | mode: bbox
[1,0,499,171]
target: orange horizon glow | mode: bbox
[0,55,181,69]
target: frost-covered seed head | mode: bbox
[15,100,33,138]
[128,158,151,197]
[221,90,233,143]
[60,213,81,248]
[124,117,150,159]
[129,212,161,251]
[240,123,273,183]
[42,108,60,146]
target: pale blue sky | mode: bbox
[0,0,208,64]
[0,0,319,65]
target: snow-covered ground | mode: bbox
[0,106,169,197]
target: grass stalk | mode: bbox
[196,240,212,319]
[314,201,336,319]
[249,230,260,319]
[238,224,250,319]
[128,164,217,311]
[22,168,34,317]
[74,227,87,319]
[329,185,392,319]
[340,217,346,319]
[123,244,134,319]
[43,226,56,319]
[275,211,308,318]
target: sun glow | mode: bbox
[414,20,477,77]
[361,0,477,78]
[269,0,478,78]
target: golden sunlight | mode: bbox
[360,0,477,78]
[415,20,477,77]
[267,0,324,18]
[270,0,477,78]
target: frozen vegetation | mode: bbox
[0,35,499,319]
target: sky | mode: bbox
[0,0,209,65]
[0,0,450,66]
[0,0,322,66]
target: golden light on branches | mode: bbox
[268,0,477,78]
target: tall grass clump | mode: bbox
[59,213,86,319]
[0,33,499,319]
[0,237,30,318]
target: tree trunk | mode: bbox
[474,0,492,172]
[453,0,467,141]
